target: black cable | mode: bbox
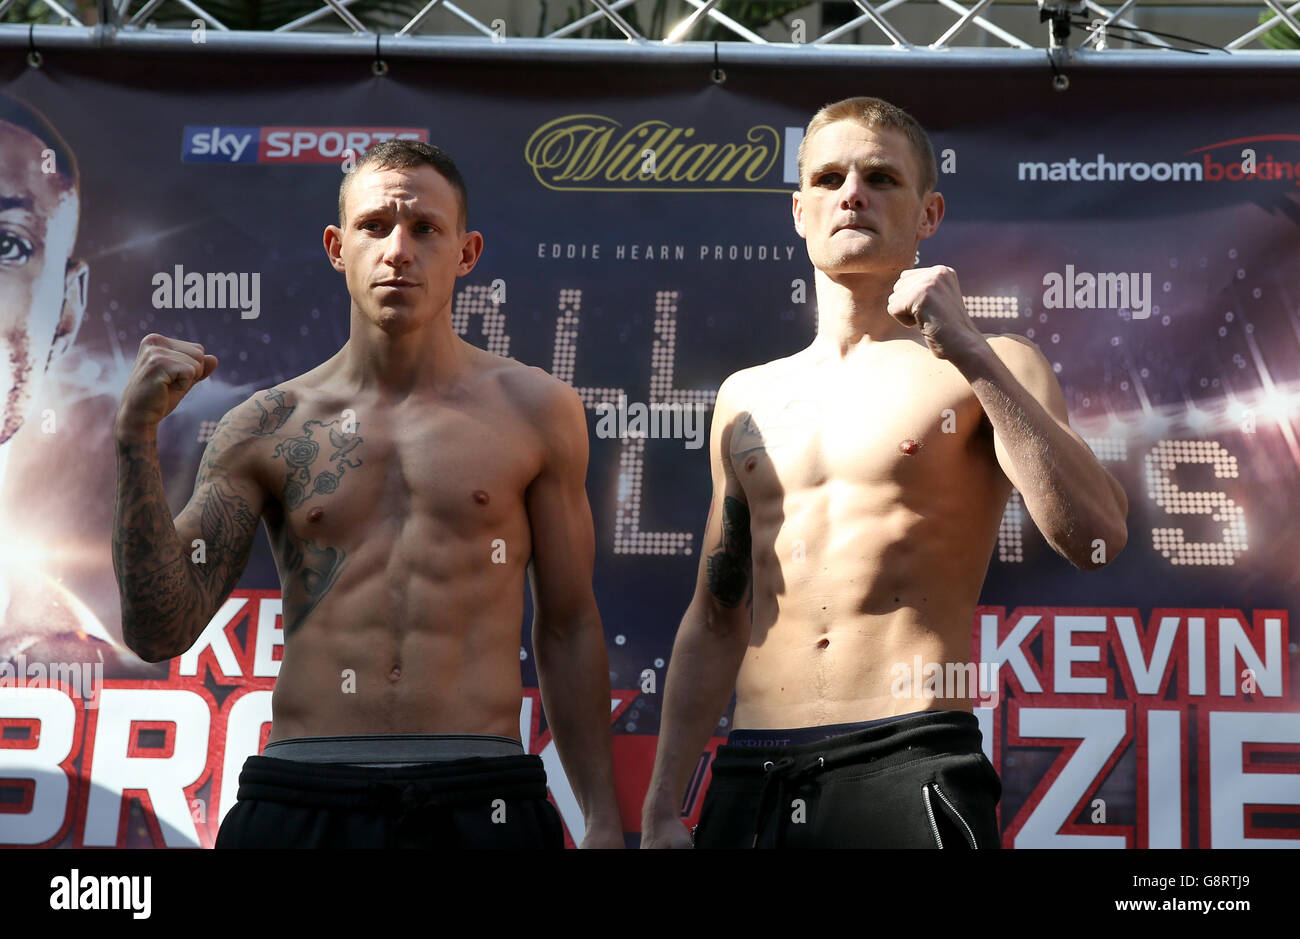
[1069,17,1225,52]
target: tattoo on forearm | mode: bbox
[706,496,752,608]
[273,418,363,509]
[115,403,269,659]
[113,440,202,658]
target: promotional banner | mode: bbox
[0,52,1296,848]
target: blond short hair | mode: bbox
[797,96,936,196]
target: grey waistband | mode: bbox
[262,734,525,766]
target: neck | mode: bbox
[338,303,465,396]
[810,267,913,359]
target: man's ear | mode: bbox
[917,191,945,241]
[324,225,346,272]
[456,230,485,277]
[47,258,88,370]
[792,189,806,239]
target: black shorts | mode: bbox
[692,710,1001,849]
[214,753,565,849]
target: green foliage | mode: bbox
[1258,8,1300,49]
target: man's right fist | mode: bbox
[115,334,217,438]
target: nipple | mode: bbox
[307,507,324,522]
[899,439,920,455]
[473,489,490,506]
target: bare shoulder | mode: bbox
[714,354,800,418]
[491,355,584,431]
[195,386,299,475]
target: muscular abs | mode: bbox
[715,343,1013,729]
[240,377,541,742]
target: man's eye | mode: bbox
[818,173,842,186]
[0,232,33,264]
[870,173,895,184]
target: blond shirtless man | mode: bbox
[641,97,1128,849]
[113,140,622,848]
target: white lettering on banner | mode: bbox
[1055,616,1109,694]
[1114,616,1180,692]
[83,689,210,848]
[1218,616,1282,696]
[1012,707,1130,848]
[1210,712,1300,847]
[0,597,1291,848]
[979,612,1043,692]
[262,128,423,161]
[188,127,251,161]
[178,596,249,678]
[1146,709,1183,848]
[1018,154,1201,183]
[0,688,76,846]
[217,691,273,830]
[252,598,284,678]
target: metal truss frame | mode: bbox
[1,0,1298,62]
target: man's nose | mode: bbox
[382,226,412,266]
[840,172,868,209]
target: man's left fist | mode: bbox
[887,265,984,361]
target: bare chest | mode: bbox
[730,362,989,501]
[259,404,541,541]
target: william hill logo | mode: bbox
[525,115,783,192]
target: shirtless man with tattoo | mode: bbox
[113,140,622,848]
[641,97,1129,849]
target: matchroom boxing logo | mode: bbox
[1017,134,1300,186]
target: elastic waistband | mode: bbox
[711,709,984,777]
[235,752,548,813]
[726,711,926,748]
[262,733,524,765]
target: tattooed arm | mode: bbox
[113,392,272,663]
[641,373,754,847]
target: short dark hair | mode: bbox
[0,93,79,192]
[337,139,468,231]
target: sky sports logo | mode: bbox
[182,126,428,163]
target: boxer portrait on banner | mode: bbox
[0,94,144,678]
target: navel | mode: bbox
[744,457,757,472]
[816,638,830,650]
[389,666,401,682]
